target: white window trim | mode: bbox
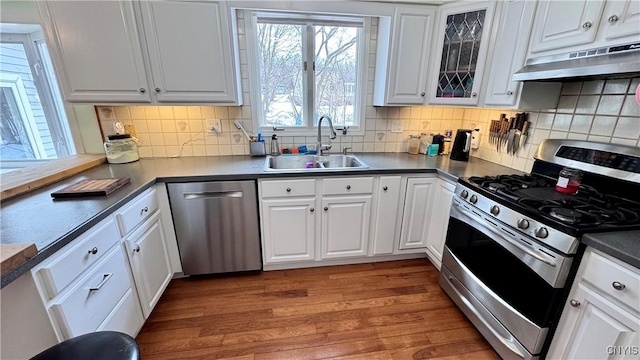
[1,30,80,159]
[0,73,48,158]
[244,9,370,137]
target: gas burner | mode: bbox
[488,183,506,191]
[549,208,582,224]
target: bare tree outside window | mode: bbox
[256,19,360,129]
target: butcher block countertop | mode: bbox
[1,243,37,275]
[1,153,520,288]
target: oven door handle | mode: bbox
[451,202,558,268]
[446,273,527,359]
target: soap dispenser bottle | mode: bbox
[270,134,280,156]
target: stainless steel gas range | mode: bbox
[439,140,640,360]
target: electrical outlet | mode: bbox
[391,120,403,133]
[206,119,222,133]
[124,124,137,137]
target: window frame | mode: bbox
[1,29,78,165]
[245,10,370,137]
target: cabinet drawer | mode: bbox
[38,218,119,299]
[116,188,158,236]
[50,246,130,339]
[581,249,640,313]
[96,288,144,337]
[261,179,315,198]
[322,177,374,195]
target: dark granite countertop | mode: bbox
[583,231,640,269]
[0,153,519,288]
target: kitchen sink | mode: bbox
[264,154,369,171]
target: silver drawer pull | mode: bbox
[89,273,113,291]
[139,206,149,216]
[612,281,626,291]
[88,247,98,255]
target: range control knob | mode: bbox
[535,227,549,239]
[517,219,530,230]
[470,195,478,204]
[490,205,500,216]
[460,190,469,199]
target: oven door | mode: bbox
[440,198,573,355]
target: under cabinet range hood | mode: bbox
[513,42,640,82]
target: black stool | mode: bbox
[31,331,140,360]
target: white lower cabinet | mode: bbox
[261,197,316,263]
[425,179,456,269]
[259,174,452,269]
[548,247,640,359]
[321,195,371,259]
[124,211,172,318]
[371,176,402,255]
[399,178,437,250]
[31,216,144,342]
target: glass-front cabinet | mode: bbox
[428,2,495,106]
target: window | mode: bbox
[247,12,368,133]
[0,25,74,172]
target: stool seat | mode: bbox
[30,331,139,360]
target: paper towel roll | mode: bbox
[471,129,480,150]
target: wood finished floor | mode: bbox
[136,259,500,360]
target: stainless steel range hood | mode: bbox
[513,42,640,82]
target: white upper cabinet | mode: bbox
[530,0,606,54]
[427,1,496,106]
[37,1,151,103]
[528,0,640,57]
[601,0,640,42]
[139,0,242,103]
[482,1,562,109]
[373,7,435,106]
[38,0,242,104]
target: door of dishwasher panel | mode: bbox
[167,181,262,275]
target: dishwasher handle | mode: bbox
[183,191,244,200]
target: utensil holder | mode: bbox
[250,141,266,157]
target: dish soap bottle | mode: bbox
[270,134,280,156]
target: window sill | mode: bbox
[0,154,107,201]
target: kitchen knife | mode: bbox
[512,113,524,155]
[506,117,516,154]
[519,117,530,152]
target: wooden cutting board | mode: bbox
[51,177,130,199]
[1,243,37,275]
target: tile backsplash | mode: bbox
[95,13,639,172]
[469,77,640,173]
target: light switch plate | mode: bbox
[391,120,403,133]
[124,124,137,137]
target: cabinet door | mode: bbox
[374,7,434,105]
[321,196,371,259]
[140,0,241,103]
[125,213,172,318]
[399,178,436,250]
[371,176,402,255]
[425,179,456,268]
[548,283,640,360]
[37,1,150,102]
[601,0,640,42]
[261,198,316,264]
[483,1,536,107]
[530,0,605,54]
[429,2,495,106]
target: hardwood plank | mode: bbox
[136,259,495,360]
[221,324,318,345]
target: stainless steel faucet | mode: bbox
[316,115,337,155]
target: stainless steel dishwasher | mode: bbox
[167,181,261,275]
